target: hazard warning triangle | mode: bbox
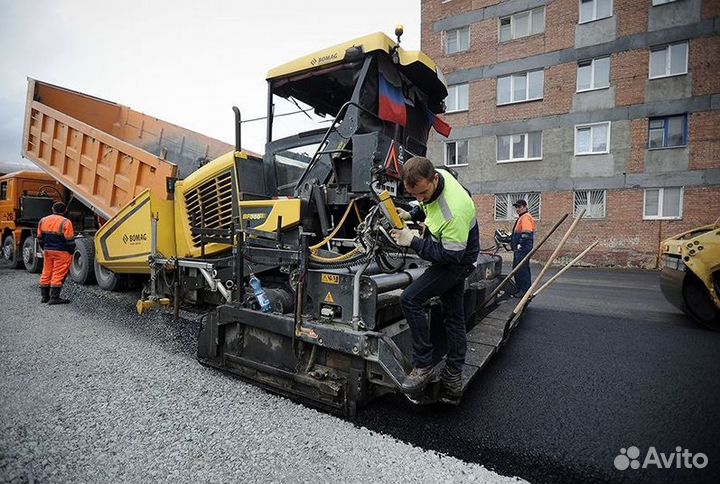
[324,291,335,304]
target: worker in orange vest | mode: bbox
[511,199,536,296]
[37,202,75,304]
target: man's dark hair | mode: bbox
[52,202,66,214]
[401,156,437,188]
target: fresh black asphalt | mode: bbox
[354,267,720,484]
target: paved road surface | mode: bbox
[355,267,720,484]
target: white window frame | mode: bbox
[576,57,610,92]
[497,70,544,105]
[649,41,688,79]
[499,7,545,42]
[574,122,611,155]
[446,83,469,113]
[573,189,607,219]
[494,193,542,220]
[444,27,470,55]
[643,187,684,220]
[496,132,543,163]
[579,0,613,24]
[444,140,469,167]
[652,0,677,5]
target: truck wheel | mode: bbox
[70,237,96,285]
[94,259,126,291]
[22,236,43,273]
[2,234,22,269]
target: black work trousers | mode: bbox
[400,263,475,372]
[513,247,532,294]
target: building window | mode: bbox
[652,0,678,5]
[644,187,683,220]
[648,115,687,149]
[649,42,688,79]
[499,7,545,42]
[577,57,610,92]
[497,132,543,162]
[0,182,7,200]
[497,70,544,105]
[444,27,469,54]
[579,0,613,23]
[574,190,607,218]
[445,140,469,166]
[495,193,541,220]
[446,84,469,112]
[575,122,610,155]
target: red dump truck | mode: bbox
[21,78,236,289]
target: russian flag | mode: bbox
[425,108,452,138]
[378,74,407,127]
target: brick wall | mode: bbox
[422,0,577,75]
[689,111,720,170]
[543,0,576,53]
[426,0,720,269]
[627,118,648,173]
[473,186,720,268]
[612,50,648,107]
[691,36,720,96]
[703,0,720,19]
[616,0,650,37]
[443,62,575,128]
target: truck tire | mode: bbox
[70,237,96,285]
[2,234,22,269]
[22,236,43,273]
[94,259,126,292]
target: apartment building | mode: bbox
[421,0,720,267]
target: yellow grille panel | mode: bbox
[184,170,233,247]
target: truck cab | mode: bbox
[0,170,63,271]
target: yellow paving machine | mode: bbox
[95,29,529,415]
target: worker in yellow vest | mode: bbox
[390,156,479,399]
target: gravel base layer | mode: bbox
[0,268,526,484]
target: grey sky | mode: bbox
[0,0,421,166]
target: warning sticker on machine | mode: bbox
[324,291,335,303]
[321,274,340,284]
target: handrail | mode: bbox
[294,100,383,190]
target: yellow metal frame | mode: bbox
[239,199,301,233]
[266,32,441,82]
[94,188,177,273]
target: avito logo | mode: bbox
[614,446,708,471]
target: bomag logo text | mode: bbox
[317,53,338,64]
[122,233,148,244]
[242,213,268,220]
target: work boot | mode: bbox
[440,365,463,399]
[40,286,50,303]
[48,287,70,305]
[401,366,434,392]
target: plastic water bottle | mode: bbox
[249,273,272,313]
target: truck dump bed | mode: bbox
[22,78,234,220]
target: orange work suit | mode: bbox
[37,214,75,288]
